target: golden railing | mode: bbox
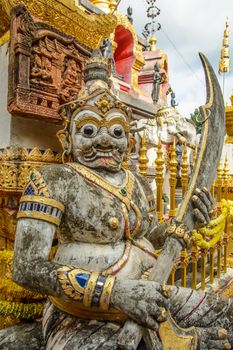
[135,137,233,291]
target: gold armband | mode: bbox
[17,195,64,226]
[17,169,64,226]
[165,220,191,248]
[57,266,116,311]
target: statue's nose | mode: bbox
[94,128,111,147]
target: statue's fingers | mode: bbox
[193,208,207,225]
[148,305,167,323]
[208,340,231,349]
[153,292,170,309]
[144,316,159,330]
[194,188,212,212]
[202,186,214,205]
[192,195,210,222]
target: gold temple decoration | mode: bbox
[155,138,164,222]
[0,0,117,49]
[211,180,215,199]
[217,240,222,278]
[108,217,119,230]
[225,93,233,144]
[149,34,157,51]
[180,249,189,288]
[201,248,207,290]
[181,143,189,196]
[0,30,9,47]
[138,131,149,177]
[0,250,45,329]
[219,18,230,73]
[223,231,228,273]
[217,160,223,203]
[191,246,199,290]
[168,265,177,286]
[122,151,130,170]
[158,319,198,350]
[223,155,230,200]
[169,139,178,217]
[90,0,118,13]
[95,94,114,114]
[0,148,62,193]
[209,247,215,284]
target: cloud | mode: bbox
[118,0,233,115]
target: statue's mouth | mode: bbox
[81,146,122,163]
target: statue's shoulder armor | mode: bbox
[21,164,74,205]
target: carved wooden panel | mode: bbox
[8,4,91,122]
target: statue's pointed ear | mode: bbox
[128,134,136,153]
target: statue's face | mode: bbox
[71,110,129,172]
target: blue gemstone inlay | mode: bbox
[98,275,106,283]
[96,283,103,292]
[76,273,90,288]
[30,173,36,180]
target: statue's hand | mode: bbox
[192,187,213,227]
[196,327,231,350]
[111,280,169,330]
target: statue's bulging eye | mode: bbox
[113,127,123,137]
[81,124,97,137]
[84,126,94,135]
[109,124,125,138]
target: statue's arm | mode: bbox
[13,218,63,297]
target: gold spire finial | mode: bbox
[149,34,157,51]
[90,0,115,13]
[219,18,230,73]
[139,131,149,177]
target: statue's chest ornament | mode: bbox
[67,163,157,275]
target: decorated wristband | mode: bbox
[165,220,191,248]
[57,266,115,311]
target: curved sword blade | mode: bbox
[176,52,225,228]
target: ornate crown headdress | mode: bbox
[57,49,132,162]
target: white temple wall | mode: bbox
[0,43,11,149]
[10,117,62,151]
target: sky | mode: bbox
[118,0,233,117]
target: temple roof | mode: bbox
[0,0,117,48]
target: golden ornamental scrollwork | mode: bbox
[0,147,62,192]
[0,0,117,48]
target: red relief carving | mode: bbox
[8,4,90,123]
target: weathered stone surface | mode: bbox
[0,321,44,350]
